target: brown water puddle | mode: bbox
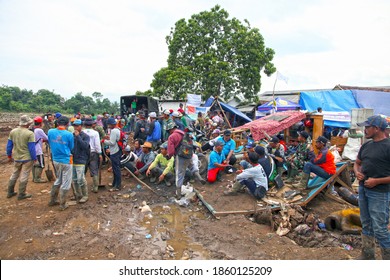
[141,204,210,260]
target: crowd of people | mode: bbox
[5,109,390,259]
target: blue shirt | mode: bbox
[48,128,74,164]
[208,150,225,170]
[217,136,236,157]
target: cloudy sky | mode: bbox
[1,0,389,102]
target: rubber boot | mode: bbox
[292,173,310,189]
[34,167,47,183]
[48,185,60,206]
[72,182,82,202]
[194,171,206,185]
[59,189,69,211]
[32,165,37,182]
[92,176,99,193]
[175,188,182,199]
[357,234,376,260]
[285,169,298,184]
[17,181,32,200]
[381,247,390,260]
[7,180,18,198]
[79,184,88,203]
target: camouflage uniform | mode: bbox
[285,140,310,183]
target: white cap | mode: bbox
[124,145,131,152]
[172,111,180,117]
[149,112,157,118]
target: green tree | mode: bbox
[151,5,276,101]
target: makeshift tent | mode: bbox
[352,90,390,116]
[204,97,252,124]
[257,97,301,112]
[234,111,306,141]
[299,90,361,128]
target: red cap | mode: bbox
[34,116,43,123]
[169,109,174,114]
[178,108,184,114]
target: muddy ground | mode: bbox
[0,113,366,260]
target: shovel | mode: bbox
[45,145,55,181]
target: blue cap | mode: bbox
[357,115,388,130]
[55,112,62,118]
[107,117,117,125]
[161,142,168,149]
[214,140,224,147]
[246,142,255,149]
[72,119,82,126]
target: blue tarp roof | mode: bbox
[299,90,361,128]
[352,90,390,116]
[257,97,301,112]
[204,97,252,123]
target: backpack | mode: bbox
[177,133,194,159]
[117,130,128,150]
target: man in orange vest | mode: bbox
[294,136,336,189]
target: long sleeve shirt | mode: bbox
[149,153,174,175]
[104,128,120,155]
[237,164,269,190]
[7,127,37,162]
[308,147,336,175]
[138,151,156,173]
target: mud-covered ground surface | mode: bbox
[0,112,368,260]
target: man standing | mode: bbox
[354,115,390,260]
[32,116,48,183]
[293,136,336,189]
[167,122,192,198]
[6,115,37,200]
[146,112,162,148]
[42,113,54,134]
[104,117,122,191]
[83,118,102,193]
[48,116,74,210]
[71,119,90,203]
[161,109,173,142]
[133,111,147,141]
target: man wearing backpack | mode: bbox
[167,122,193,199]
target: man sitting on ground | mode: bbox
[146,142,174,186]
[293,136,336,189]
[224,152,268,199]
[133,141,156,180]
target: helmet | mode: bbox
[33,116,43,123]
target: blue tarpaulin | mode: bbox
[299,90,361,128]
[352,90,390,116]
[257,97,301,112]
[204,97,252,123]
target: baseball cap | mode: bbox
[172,111,180,117]
[57,116,69,126]
[212,129,221,135]
[72,119,82,126]
[246,142,256,149]
[255,145,265,156]
[223,130,232,136]
[316,136,328,145]
[163,109,170,115]
[149,112,157,118]
[161,142,168,149]
[357,115,388,130]
[297,131,310,139]
[214,140,224,147]
[107,117,117,125]
[124,145,131,152]
[84,118,94,126]
[248,152,259,163]
[270,136,279,143]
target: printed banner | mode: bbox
[187,94,202,106]
[322,111,351,122]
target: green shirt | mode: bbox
[8,127,35,161]
[149,153,174,175]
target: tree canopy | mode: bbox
[150,5,276,102]
[0,85,119,114]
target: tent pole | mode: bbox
[215,96,232,129]
[272,75,278,114]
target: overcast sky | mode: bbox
[1,0,389,102]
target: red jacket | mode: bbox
[309,147,336,175]
[167,129,184,158]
